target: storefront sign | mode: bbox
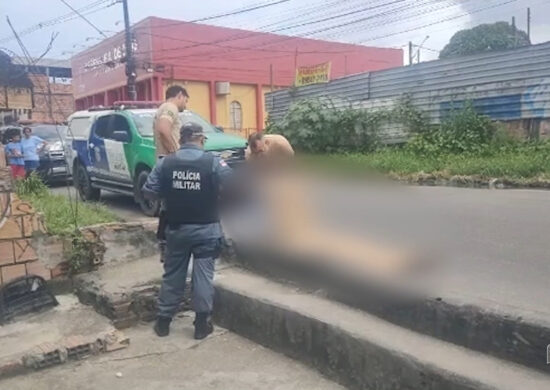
[295,62,331,87]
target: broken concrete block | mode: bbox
[22,342,68,369]
[99,330,130,352]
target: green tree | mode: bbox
[439,22,530,59]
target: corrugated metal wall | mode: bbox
[266,42,550,137]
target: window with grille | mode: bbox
[230,101,242,129]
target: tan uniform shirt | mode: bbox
[154,102,181,157]
[246,134,294,160]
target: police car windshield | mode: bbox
[132,111,219,137]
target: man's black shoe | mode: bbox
[194,312,214,340]
[154,316,171,337]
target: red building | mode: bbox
[72,17,402,132]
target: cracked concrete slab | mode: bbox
[0,295,127,379]
[1,316,344,390]
[0,295,114,363]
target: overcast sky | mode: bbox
[0,0,549,64]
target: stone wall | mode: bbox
[0,148,60,285]
[1,148,157,285]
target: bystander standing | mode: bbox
[4,132,25,179]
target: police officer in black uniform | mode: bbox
[142,122,232,339]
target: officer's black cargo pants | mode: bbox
[157,226,222,319]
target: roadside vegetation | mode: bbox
[267,98,550,184]
[15,174,118,236]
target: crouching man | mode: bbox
[142,122,232,339]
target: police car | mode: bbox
[65,101,247,216]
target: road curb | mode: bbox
[231,246,550,373]
[213,269,550,390]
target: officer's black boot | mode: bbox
[194,312,213,340]
[154,316,171,337]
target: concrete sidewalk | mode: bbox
[0,295,118,375]
[2,316,343,390]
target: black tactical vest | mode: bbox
[160,151,219,225]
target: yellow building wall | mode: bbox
[216,83,257,130]
[164,80,210,121]
[216,94,228,128]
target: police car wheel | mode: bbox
[135,170,160,217]
[75,163,100,202]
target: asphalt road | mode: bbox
[309,183,550,317]
[50,182,550,318]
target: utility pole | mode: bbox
[408,41,413,65]
[122,0,137,101]
[511,16,518,47]
[527,7,531,41]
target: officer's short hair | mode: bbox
[166,85,189,100]
[180,122,205,143]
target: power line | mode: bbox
[355,0,518,44]
[296,0,451,38]
[0,0,112,44]
[131,0,427,58]
[240,0,365,32]
[318,0,462,40]
[59,0,109,38]
[133,0,292,31]
[76,0,434,76]
[68,0,300,64]
[415,45,440,53]
[194,0,291,23]
[256,0,409,34]
[140,31,361,55]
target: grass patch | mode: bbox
[299,143,550,181]
[16,175,118,236]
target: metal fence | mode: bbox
[266,42,550,142]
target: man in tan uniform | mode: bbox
[154,85,189,157]
[154,85,189,262]
[246,132,294,161]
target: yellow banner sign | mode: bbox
[295,62,331,87]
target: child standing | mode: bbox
[5,132,25,179]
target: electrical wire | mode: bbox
[355,0,518,44]
[59,0,109,38]
[132,0,292,31]
[0,0,113,44]
[130,0,433,58]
